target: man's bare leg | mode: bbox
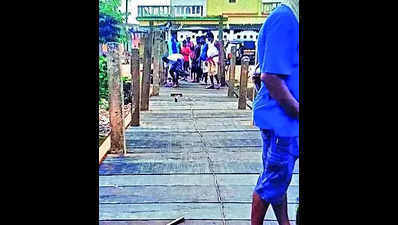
[271,194,290,225]
[251,192,270,225]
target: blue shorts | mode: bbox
[254,129,299,205]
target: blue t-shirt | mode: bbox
[200,43,208,61]
[253,4,299,137]
[168,38,180,55]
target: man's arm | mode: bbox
[261,73,299,120]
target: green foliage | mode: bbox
[99,0,123,22]
[99,56,108,105]
[99,0,130,44]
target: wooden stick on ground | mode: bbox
[166,216,184,225]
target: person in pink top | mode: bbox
[180,40,191,80]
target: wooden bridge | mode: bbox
[99,37,298,224]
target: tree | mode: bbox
[99,0,129,44]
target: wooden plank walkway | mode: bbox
[99,81,299,225]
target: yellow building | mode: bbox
[135,0,281,41]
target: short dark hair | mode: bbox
[206,31,214,39]
[162,56,169,63]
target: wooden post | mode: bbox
[218,16,226,87]
[228,46,237,97]
[253,86,257,100]
[247,87,254,101]
[131,48,140,126]
[238,57,250,110]
[152,31,160,96]
[159,32,165,85]
[163,36,168,84]
[141,32,152,111]
[107,42,126,155]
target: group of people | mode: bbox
[162,31,222,89]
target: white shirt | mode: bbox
[207,42,218,58]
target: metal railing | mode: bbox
[138,5,204,18]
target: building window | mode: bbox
[262,2,281,14]
[186,7,191,15]
[181,35,184,39]
[229,0,237,3]
[224,35,227,39]
[256,35,258,39]
[237,35,241,39]
[243,35,247,39]
[250,35,253,39]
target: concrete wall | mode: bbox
[207,0,261,16]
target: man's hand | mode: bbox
[261,73,299,120]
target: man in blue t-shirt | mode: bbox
[251,1,299,225]
[168,32,181,56]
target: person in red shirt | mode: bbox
[180,40,191,80]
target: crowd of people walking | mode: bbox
[162,30,222,89]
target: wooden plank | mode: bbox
[131,48,140,126]
[99,220,296,225]
[216,174,299,186]
[98,174,298,187]
[107,42,126,155]
[219,185,299,203]
[99,159,210,175]
[99,185,298,205]
[98,203,297,220]
[107,146,258,154]
[99,203,222,220]
[99,154,298,175]
[99,185,218,204]
[99,174,214,187]
[223,203,297,220]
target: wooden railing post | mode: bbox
[159,33,165,85]
[152,31,160,96]
[163,35,168,84]
[131,48,140,126]
[107,42,126,155]
[218,16,226,87]
[141,32,152,111]
[238,56,250,110]
[228,46,237,97]
[247,87,254,101]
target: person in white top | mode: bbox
[204,32,220,89]
[162,53,185,88]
